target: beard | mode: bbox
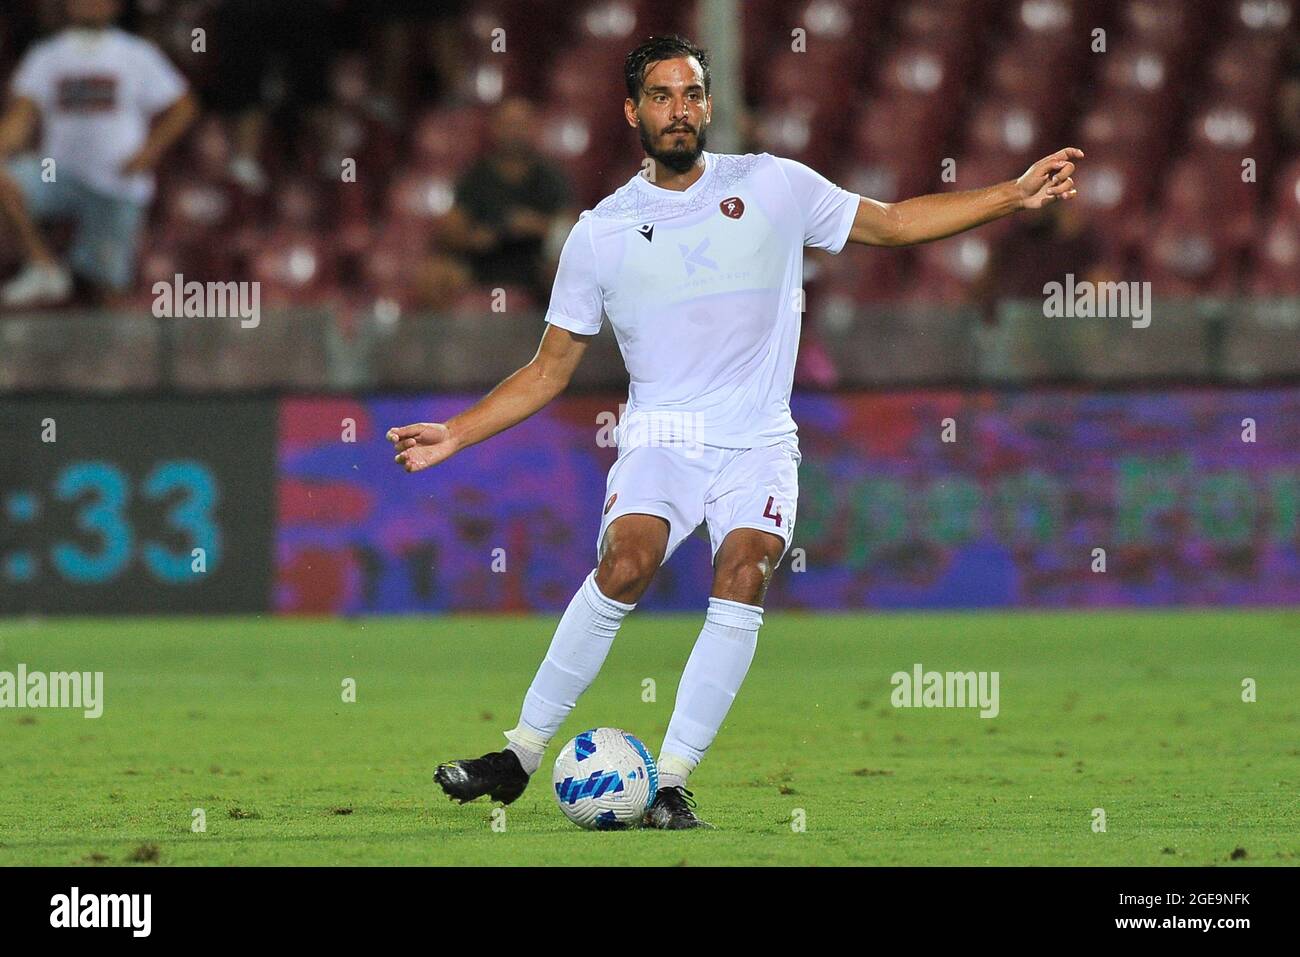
[638,119,708,174]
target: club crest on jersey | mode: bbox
[636,223,654,242]
[719,196,745,219]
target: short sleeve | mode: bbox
[134,41,188,114]
[775,157,860,254]
[11,47,50,107]
[543,216,603,335]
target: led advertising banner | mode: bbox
[276,389,1300,613]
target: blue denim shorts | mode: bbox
[4,155,147,291]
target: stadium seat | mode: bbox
[1096,43,1179,111]
[905,229,1005,304]
[1008,0,1084,59]
[1072,151,1150,262]
[1163,156,1257,252]
[1206,35,1286,110]
[410,106,487,173]
[754,102,839,172]
[842,158,911,205]
[1270,156,1300,220]
[249,230,338,306]
[1079,98,1166,158]
[850,93,950,173]
[1121,0,1208,51]
[1248,215,1300,294]
[384,165,457,241]
[1141,210,1241,295]
[965,99,1047,165]
[895,0,990,60]
[1188,101,1273,170]
[1229,0,1296,36]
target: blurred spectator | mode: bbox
[975,201,1108,317]
[0,0,197,307]
[434,96,572,306]
[207,0,334,193]
[363,0,470,113]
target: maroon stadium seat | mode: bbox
[1141,207,1241,296]
[1188,101,1273,170]
[1228,0,1296,36]
[965,99,1047,165]
[1096,43,1178,112]
[384,165,456,242]
[249,229,337,306]
[1121,0,1208,51]
[1270,156,1300,220]
[1206,35,1286,110]
[1248,214,1300,294]
[410,106,487,173]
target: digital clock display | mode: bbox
[1,398,275,614]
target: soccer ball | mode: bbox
[552,728,658,830]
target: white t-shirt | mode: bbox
[12,27,188,205]
[546,152,859,451]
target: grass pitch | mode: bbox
[0,611,1295,866]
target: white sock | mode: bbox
[504,570,635,774]
[503,727,548,776]
[658,597,762,788]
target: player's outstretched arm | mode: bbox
[386,324,593,473]
[847,148,1083,247]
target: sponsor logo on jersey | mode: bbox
[719,196,745,219]
[636,223,654,242]
[677,237,717,277]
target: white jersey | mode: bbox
[12,27,188,205]
[545,151,859,450]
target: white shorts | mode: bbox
[596,439,801,567]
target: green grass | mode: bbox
[0,611,1296,866]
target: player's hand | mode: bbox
[386,422,457,473]
[1016,147,1083,209]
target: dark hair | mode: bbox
[624,34,711,102]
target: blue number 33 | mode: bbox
[52,460,220,584]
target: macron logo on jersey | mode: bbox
[636,223,654,242]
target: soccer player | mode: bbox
[387,35,1081,828]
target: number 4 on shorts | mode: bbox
[763,495,783,527]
